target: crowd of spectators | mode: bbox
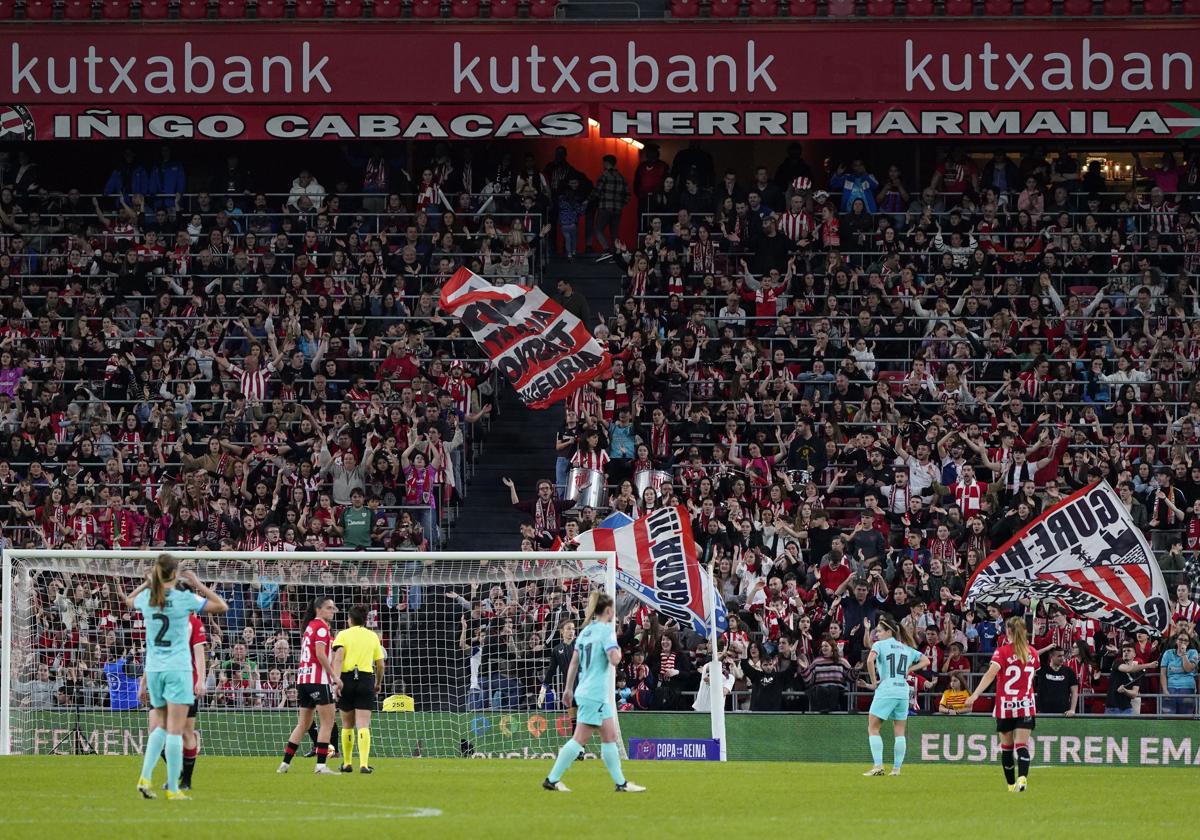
[5,139,1200,718]
[516,141,1200,715]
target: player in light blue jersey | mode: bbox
[124,554,227,800]
[542,592,645,794]
[863,613,930,777]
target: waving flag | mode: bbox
[572,505,728,638]
[966,480,1171,633]
[438,266,610,409]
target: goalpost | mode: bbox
[0,548,623,760]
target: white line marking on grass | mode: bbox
[0,798,441,825]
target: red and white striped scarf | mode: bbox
[602,378,629,422]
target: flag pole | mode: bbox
[707,559,727,762]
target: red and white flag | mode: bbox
[439,267,610,409]
[966,480,1171,633]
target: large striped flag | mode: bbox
[965,480,1171,633]
[438,266,610,409]
[572,505,728,638]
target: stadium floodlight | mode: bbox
[1,549,633,761]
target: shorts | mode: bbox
[337,673,376,712]
[996,715,1036,733]
[146,671,195,709]
[297,684,334,709]
[869,695,910,721]
[575,697,615,727]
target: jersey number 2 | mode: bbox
[152,614,171,648]
[1002,664,1035,697]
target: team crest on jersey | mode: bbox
[0,105,35,141]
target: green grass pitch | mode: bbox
[0,757,1191,838]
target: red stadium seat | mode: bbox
[178,0,209,17]
[905,0,933,13]
[102,0,132,17]
[216,0,247,16]
[294,0,325,16]
[709,0,740,16]
[670,0,699,14]
[23,0,54,18]
[412,0,441,16]
[0,0,14,16]
[971,697,994,713]
[944,0,972,15]
[450,0,478,15]
[826,0,855,15]
[1068,285,1098,298]
[1181,0,1200,12]
[983,0,1012,13]
[63,0,93,18]
[877,371,905,396]
[256,0,285,15]
[1099,0,1129,12]
[333,0,361,15]
[1062,0,1090,14]
[140,0,169,17]
[865,0,894,15]
[489,0,518,15]
[528,0,557,16]
[747,0,777,15]
[372,0,402,14]
[1022,0,1053,14]
[1142,0,1170,11]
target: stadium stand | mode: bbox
[2,137,1198,720]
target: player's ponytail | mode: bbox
[879,613,915,649]
[302,596,331,627]
[149,553,178,608]
[584,591,614,626]
[1006,615,1031,664]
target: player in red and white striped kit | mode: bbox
[966,616,1037,793]
[278,597,342,775]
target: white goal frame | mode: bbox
[0,548,619,757]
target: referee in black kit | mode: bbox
[332,606,386,774]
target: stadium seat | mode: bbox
[63,0,93,18]
[528,0,557,15]
[971,697,994,713]
[1181,0,1200,12]
[450,0,479,15]
[333,0,361,15]
[877,371,905,396]
[1068,285,1098,298]
[983,0,1012,13]
[747,0,776,15]
[412,0,441,16]
[140,0,169,16]
[709,0,741,16]
[786,0,817,13]
[217,0,247,16]
[905,0,933,13]
[372,0,402,13]
[1099,0,1129,12]
[256,0,285,15]
[294,0,325,16]
[864,0,894,15]
[489,0,518,15]
[670,0,699,14]
[178,0,209,17]
[24,0,54,17]
[944,0,972,14]
[1142,0,1170,11]
[1022,0,1053,14]
[1061,0,1090,14]
[826,0,855,15]
[102,0,132,16]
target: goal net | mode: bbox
[1,549,616,760]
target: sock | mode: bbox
[547,739,584,783]
[357,728,372,769]
[164,733,184,793]
[307,722,320,748]
[316,741,329,766]
[141,728,168,782]
[1001,744,1016,785]
[282,740,300,765]
[601,742,626,786]
[330,724,340,752]
[869,735,883,767]
[1016,743,1030,779]
[893,736,907,770]
[341,728,355,764]
[181,746,198,786]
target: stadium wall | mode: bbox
[17,712,1200,767]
